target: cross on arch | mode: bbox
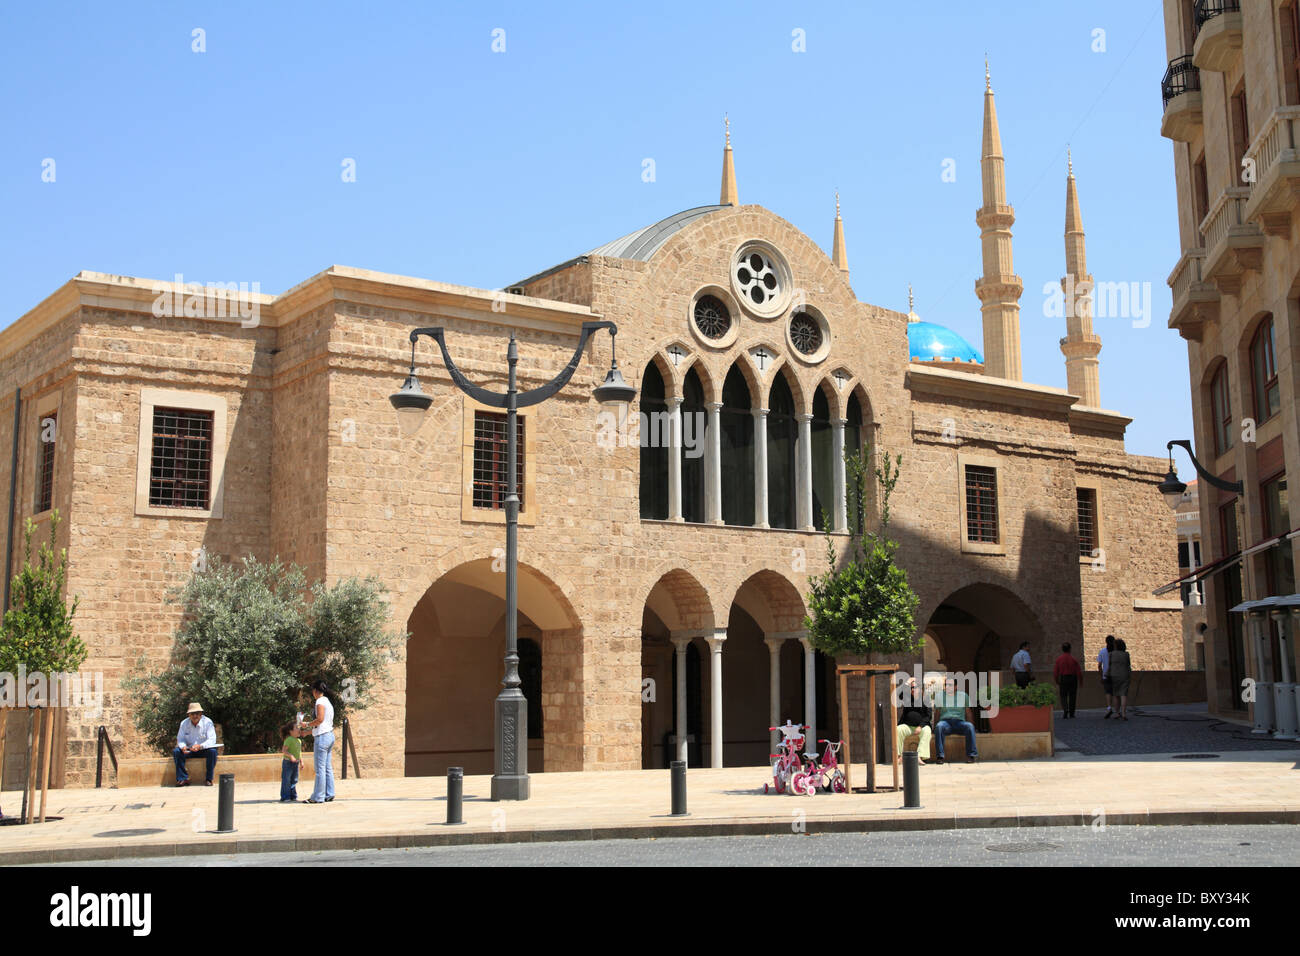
[667,344,685,367]
[834,369,848,390]
[753,347,772,371]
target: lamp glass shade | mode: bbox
[592,366,636,410]
[390,373,433,436]
[1156,469,1186,511]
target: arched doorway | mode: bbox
[922,583,1043,678]
[405,559,582,776]
[640,569,713,769]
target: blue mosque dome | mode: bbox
[903,288,983,365]
[907,320,984,364]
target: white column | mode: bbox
[764,636,782,753]
[831,417,847,533]
[706,402,723,524]
[667,397,683,522]
[796,413,814,530]
[670,634,691,763]
[799,634,816,755]
[706,629,726,767]
[753,407,770,528]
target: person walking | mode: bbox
[1098,634,1115,718]
[1052,642,1082,718]
[1011,642,1033,688]
[1109,640,1132,721]
[304,680,336,803]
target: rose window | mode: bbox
[735,250,781,307]
[693,295,731,340]
[789,313,823,356]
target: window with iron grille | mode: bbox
[1076,488,1098,557]
[148,408,213,508]
[472,411,524,511]
[35,412,56,513]
[965,465,999,543]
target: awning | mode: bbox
[1153,526,1299,598]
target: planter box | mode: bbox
[116,753,317,789]
[987,704,1053,734]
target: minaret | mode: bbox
[831,191,849,276]
[720,115,738,206]
[974,60,1024,381]
[1060,149,1102,406]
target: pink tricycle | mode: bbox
[764,721,807,794]
[790,738,847,796]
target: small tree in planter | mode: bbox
[125,556,405,757]
[0,512,85,822]
[805,448,921,661]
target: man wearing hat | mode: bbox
[173,703,218,786]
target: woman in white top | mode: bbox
[305,680,336,803]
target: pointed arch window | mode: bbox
[767,374,798,530]
[810,388,834,531]
[639,363,669,520]
[1250,315,1280,425]
[1210,362,1233,457]
[719,365,754,526]
[845,393,865,534]
[681,368,707,523]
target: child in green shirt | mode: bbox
[280,721,303,802]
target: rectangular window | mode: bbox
[1178,541,1190,568]
[472,411,524,511]
[1285,3,1300,105]
[1192,154,1209,238]
[1251,318,1280,424]
[1211,365,1233,456]
[35,411,56,514]
[1230,87,1250,183]
[1076,488,1098,557]
[148,408,214,509]
[965,465,999,544]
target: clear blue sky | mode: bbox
[0,1,1188,458]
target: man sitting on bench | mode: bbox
[895,676,934,764]
[934,675,978,764]
[173,702,218,787]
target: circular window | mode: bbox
[731,242,791,318]
[789,314,822,355]
[786,308,830,363]
[693,295,731,340]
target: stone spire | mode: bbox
[720,115,738,206]
[974,61,1024,381]
[831,190,849,275]
[1060,149,1102,407]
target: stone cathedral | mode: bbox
[1,70,1181,785]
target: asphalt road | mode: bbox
[52,825,1298,866]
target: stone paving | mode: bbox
[1053,704,1295,757]
[2,733,1299,863]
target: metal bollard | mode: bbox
[446,767,465,825]
[901,751,921,809]
[217,773,235,831]
[670,760,688,816]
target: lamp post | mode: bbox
[1155,439,1243,509]
[391,320,635,801]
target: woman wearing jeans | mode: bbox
[305,680,336,803]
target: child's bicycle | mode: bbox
[791,738,847,795]
[764,722,807,794]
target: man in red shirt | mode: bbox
[1053,643,1082,719]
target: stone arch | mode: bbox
[404,557,584,777]
[919,581,1045,678]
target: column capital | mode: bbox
[796,412,813,423]
[669,629,707,646]
[706,401,723,412]
[763,635,785,652]
[752,407,770,418]
[832,417,847,427]
[666,395,684,408]
[766,630,807,641]
[705,628,727,649]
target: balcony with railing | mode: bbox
[1242,105,1300,238]
[1161,55,1203,142]
[1166,248,1218,341]
[1192,0,1242,73]
[1200,186,1264,294]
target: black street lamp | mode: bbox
[1156,438,1244,510]
[390,320,633,800]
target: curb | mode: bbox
[7,807,1300,865]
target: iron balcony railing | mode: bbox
[1162,54,1201,109]
[1193,0,1241,37]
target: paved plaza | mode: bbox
[1,704,1297,865]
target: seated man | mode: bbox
[172,702,218,787]
[933,675,978,764]
[895,676,933,764]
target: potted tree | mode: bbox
[988,681,1057,733]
